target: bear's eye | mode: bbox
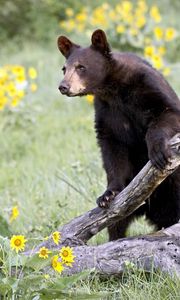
[62,66,66,74]
[76,65,86,71]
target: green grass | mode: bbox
[0,44,102,233]
[1,38,180,298]
[78,271,180,299]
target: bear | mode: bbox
[57,29,180,241]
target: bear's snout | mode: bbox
[59,82,70,95]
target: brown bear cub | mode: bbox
[57,29,180,241]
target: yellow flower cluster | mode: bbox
[144,44,171,76]
[60,0,176,84]
[51,231,75,273]
[10,232,76,275]
[51,246,75,273]
[0,65,38,111]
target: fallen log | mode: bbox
[26,134,180,276]
[61,223,180,276]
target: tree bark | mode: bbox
[62,223,180,276]
[26,134,180,276]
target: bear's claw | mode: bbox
[96,190,118,208]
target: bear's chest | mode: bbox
[95,99,148,146]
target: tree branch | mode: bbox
[25,134,180,276]
[45,134,180,246]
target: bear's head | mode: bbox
[57,29,111,97]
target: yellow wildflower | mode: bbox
[115,4,122,14]
[116,25,125,34]
[151,54,163,70]
[0,104,4,111]
[122,1,132,13]
[158,46,166,56]
[10,235,27,253]
[129,28,138,36]
[7,82,17,97]
[165,28,176,42]
[92,7,108,27]
[62,258,74,267]
[0,79,6,87]
[11,66,25,76]
[76,12,87,23]
[17,90,25,98]
[154,27,163,40]
[11,97,21,107]
[30,83,37,92]
[28,67,37,79]
[60,21,66,28]
[0,96,8,104]
[59,246,75,267]
[65,8,74,17]
[86,95,94,104]
[135,7,144,18]
[162,67,171,77]
[16,75,26,83]
[0,90,5,97]
[109,10,117,21]
[137,1,148,13]
[136,16,146,28]
[150,5,161,23]
[52,231,61,245]
[0,97,7,110]
[0,68,8,79]
[66,20,76,32]
[10,206,19,222]
[51,255,64,273]
[38,247,51,259]
[77,23,85,33]
[144,45,155,57]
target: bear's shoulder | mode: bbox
[112,51,152,69]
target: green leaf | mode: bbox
[0,235,11,261]
[47,270,91,290]
[7,253,27,268]
[25,253,53,272]
[18,270,93,299]
[0,215,11,237]
[0,282,12,296]
[0,277,19,296]
[18,274,46,292]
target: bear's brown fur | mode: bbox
[58,29,180,240]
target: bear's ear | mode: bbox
[57,36,80,58]
[91,29,111,56]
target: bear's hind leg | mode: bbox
[107,215,134,241]
[146,169,180,230]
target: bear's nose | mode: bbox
[59,83,69,95]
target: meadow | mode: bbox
[0,0,180,298]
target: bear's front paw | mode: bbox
[96,190,118,208]
[148,142,171,170]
